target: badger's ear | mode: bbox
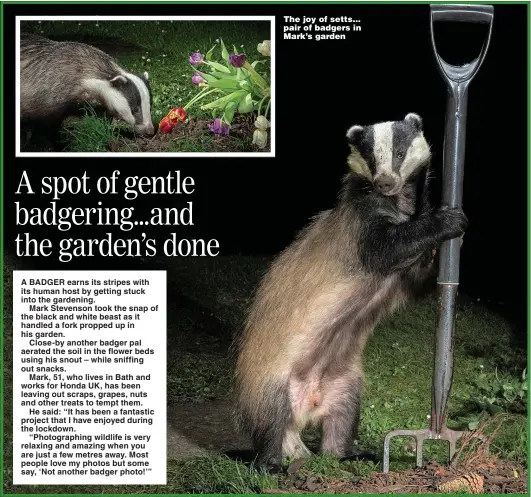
[346,125,364,145]
[405,113,423,132]
[110,75,128,87]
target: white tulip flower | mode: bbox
[252,129,268,149]
[254,116,270,130]
[257,40,271,57]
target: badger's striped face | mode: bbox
[110,72,154,136]
[84,71,155,136]
[346,113,431,196]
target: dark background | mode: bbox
[3,3,528,337]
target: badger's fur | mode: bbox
[20,32,155,137]
[233,113,468,469]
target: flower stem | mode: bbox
[183,87,208,109]
[183,88,220,110]
[257,95,267,116]
[264,98,271,119]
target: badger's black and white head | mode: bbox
[346,113,431,196]
[84,71,155,136]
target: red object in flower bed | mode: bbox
[158,107,187,133]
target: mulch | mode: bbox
[107,114,269,153]
[265,456,527,494]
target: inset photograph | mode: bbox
[16,16,274,157]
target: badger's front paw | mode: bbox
[435,207,468,241]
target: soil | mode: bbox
[167,400,252,460]
[272,457,528,494]
[107,114,269,153]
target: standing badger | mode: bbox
[20,32,155,137]
[233,113,468,469]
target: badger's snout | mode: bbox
[374,174,398,195]
[135,123,155,137]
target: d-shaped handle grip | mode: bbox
[430,4,494,84]
[431,4,493,24]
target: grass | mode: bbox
[60,107,136,152]
[20,20,271,152]
[3,254,527,494]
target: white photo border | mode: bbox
[15,15,276,158]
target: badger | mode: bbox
[232,113,468,470]
[20,32,155,139]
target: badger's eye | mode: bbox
[132,106,140,114]
[396,151,404,159]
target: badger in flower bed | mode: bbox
[20,32,155,143]
[233,113,468,470]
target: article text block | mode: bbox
[13,270,167,485]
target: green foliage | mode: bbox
[471,368,527,413]
[184,37,271,128]
[169,456,277,494]
[60,105,127,152]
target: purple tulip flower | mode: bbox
[209,118,230,136]
[229,53,246,68]
[189,51,204,66]
[192,72,206,85]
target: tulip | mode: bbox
[257,40,271,57]
[229,52,246,68]
[192,72,206,85]
[189,51,204,66]
[209,117,230,136]
[159,116,175,134]
[254,116,270,131]
[167,107,187,124]
[252,129,268,149]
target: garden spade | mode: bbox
[382,4,494,473]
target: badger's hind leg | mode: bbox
[244,380,298,470]
[254,422,310,471]
[282,428,313,459]
[285,375,325,461]
[319,372,363,458]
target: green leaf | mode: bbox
[211,71,238,80]
[205,43,216,61]
[238,93,254,113]
[207,78,241,90]
[233,44,239,54]
[211,109,217,119]
[468,420,479,430]
[194,70,219,84]
[487,403,503,415]
[251,60,265,68]
[220,38,230,62]
[206,60,231,73]
[239,80,251,91]
[236,68,250,81]
[223,101,237,125]
[201,90,247,110]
